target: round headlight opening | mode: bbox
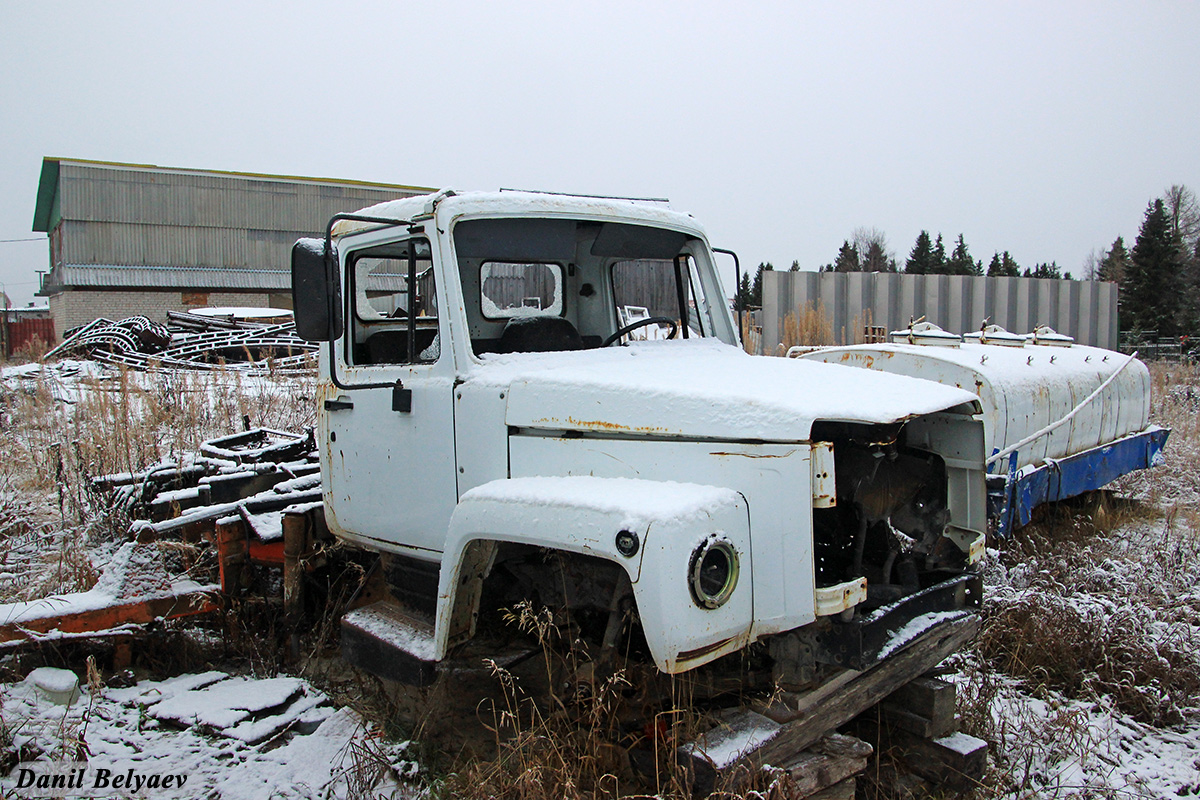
[690,538,738,609]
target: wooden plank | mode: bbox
[885,675,956,721]
[737,615,979,769]
[868,704,954,739]
[868,676,958,739]
[780,734,872,798]
[808,777,855,800]
[217,518,248,593]
[880,729,987,791]
[754,669,858,723]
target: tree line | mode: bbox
[736,185,1200,337]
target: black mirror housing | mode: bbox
[291,237,342,342]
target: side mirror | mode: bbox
[291,238,342,342]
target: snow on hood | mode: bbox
[465,339,979,442]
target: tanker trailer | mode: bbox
[794,321,1169,535]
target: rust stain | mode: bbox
[528,416,673,435]
[709,449,798,459]
[676,635,736,664]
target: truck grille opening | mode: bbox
[812,421,963,610]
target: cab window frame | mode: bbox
[345,236,441,366]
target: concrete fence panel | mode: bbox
[761,271,1118,353]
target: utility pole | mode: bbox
[0,283,9,360]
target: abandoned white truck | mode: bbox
[290,190,988,710]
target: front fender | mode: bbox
[435,476,753,672]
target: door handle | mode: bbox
[324,399,354,411]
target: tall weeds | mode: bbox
[0,364,315,601]
[779,301,835,350]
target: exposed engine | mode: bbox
[814,423,958,608]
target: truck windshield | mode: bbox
[453,217,725,355]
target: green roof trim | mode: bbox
[32,158,61,232]
[32,156,435,231]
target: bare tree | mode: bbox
[1081,247,1104,281]
[852,227,896,272]
[1163,184,1200,249]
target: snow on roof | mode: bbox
[333,189,703,238]
[189,307,293,319]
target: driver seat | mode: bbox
[496,316,584,354]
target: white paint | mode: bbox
[802,342,1152,472]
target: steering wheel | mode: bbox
[602,316,679,347]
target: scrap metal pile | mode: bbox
[0,427,325,649]
[44,311,317,373]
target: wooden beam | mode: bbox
[865,727,987,791]
[737,615,979,769]
[780,734,872,798]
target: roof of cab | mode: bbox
[332,189,705,239]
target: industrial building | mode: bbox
[33,158,429,342]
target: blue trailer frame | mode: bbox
[988,426,1170,537]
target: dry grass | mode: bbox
[940,359,1200,798]
[433,602,793,800]
[779,302,836,350]
[0,364,315,603]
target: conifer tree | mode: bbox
[1024,262,1063,279]
[750,262,773,307]
[1097,237,1129,284]
[834,241,861,272]
[905,231,936,274]
[932,234,947,274]
[986,251,1020,277]
[1125,199,1184,336]
[946,234,982,275]
[737,272,751,310]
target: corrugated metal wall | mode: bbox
[55,163,421,276]
[761,271,1119,351]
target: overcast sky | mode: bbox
[2,1,1198,306]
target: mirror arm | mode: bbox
[321,212,417,393]
[713,247,742,347]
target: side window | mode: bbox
[349,238,440,365]
[611,256,707,340]
[480,262,564,318]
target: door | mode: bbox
[322,232,458,557]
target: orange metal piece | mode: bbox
[0,591,217,646]
[248,540,285,566]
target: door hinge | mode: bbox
[812,441,836,508]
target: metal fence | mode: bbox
[1118,331,1197,361]
[761,271,1119,353]
[2,317,56,358]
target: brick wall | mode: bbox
[48,290,290,341]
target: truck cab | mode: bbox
[291,189,987,684]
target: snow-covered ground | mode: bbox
[1,668,421,799]
[2,357,1199,798]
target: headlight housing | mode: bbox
[689,536,739,609]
